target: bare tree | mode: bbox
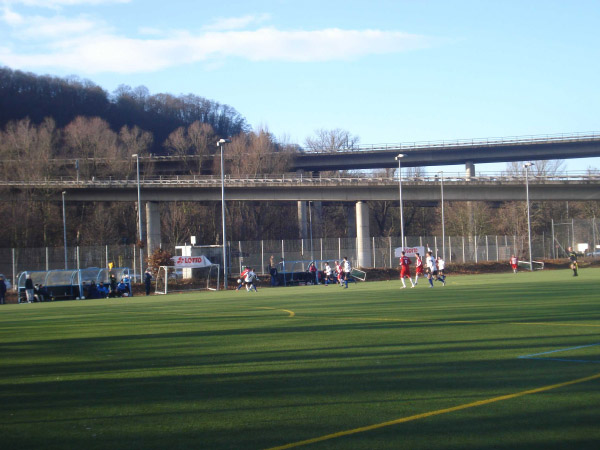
[304,128,360,152]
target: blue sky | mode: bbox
[1,0,599,173]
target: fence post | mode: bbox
[12,248,16,290]
[593,217,597,257]
[419,236,423,247]
[551,219,556,259]
[76,246,80,271]
[239,241,242,274]
[541,231,545,259]
[485,236,489,261]
[449,236,452,262]
[474,236,478,263]
[338,237,341,261]
[434,236,438,258]
[496,236,499,261]
[106,245,109,268]
[133,244,136,279]
[320,238,323,263]
[261,240,264,275]
[281,239,285,261]
[389,236,392,268]
[372,236,376,268]
[462,236,465,263]
[46,247,49,271]
[571,218,575,248]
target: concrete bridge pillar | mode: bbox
[297,201,308,239]
[146,201,161,256]
[356,201,372,268]
[465,161,476,180]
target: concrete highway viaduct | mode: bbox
[3,173,600,267]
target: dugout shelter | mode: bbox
[16,267,132,301]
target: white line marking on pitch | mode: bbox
[518,342,600,364]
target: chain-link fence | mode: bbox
[2,219,599,286]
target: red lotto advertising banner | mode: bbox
[394,246,425,258]
[170,256,213,268]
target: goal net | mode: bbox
[155,264,220,294]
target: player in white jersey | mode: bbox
[342,257,351,288]
[436,256,446,286]
[324,262,333,285]
[244,268,258,292]
[425,251,437,288]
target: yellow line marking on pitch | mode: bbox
[256,307,296,318]
[265,371,600,450]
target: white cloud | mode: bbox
[1,0,130,7]
[203,13,271,31]
[0,7,433,74]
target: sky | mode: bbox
[1,0,599,174]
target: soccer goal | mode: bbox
[518,260,545,271]
[155,264,220,294]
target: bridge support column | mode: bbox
[465,161,476,180]
[146,201,161,256]
[356,201,372,268]
[297,201,308,239]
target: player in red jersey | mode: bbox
[414,252,424,285]
[399,251,415,289]
[236,266,250,290]
[510,254,518,273]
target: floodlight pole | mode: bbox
[395,154,406,249]
[437,171,446,260]
[524,162,534,271]
[217,138,232,289]
[62,191,68,270]
[132,154,143,280]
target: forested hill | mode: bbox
[0,66,249,154]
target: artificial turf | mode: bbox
[1,269,599,449]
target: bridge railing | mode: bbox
[0,171,599,187]
[301,131,600,153]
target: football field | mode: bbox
[1,269,600,449]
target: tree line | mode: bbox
[0,66,248,154]
[0,66,597,253]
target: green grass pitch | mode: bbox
[1,269,600,449]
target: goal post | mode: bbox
[155,264,220,294]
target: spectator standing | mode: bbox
[25,274,34,303]
[269,255,279,286]
[109,274,118,297]
[567,247,578,277]
[144,268,153,295]
[0,276,6,304]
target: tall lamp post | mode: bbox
[132,154,143,279]
[217,138,232,289]
[436,171,446,260]
[395,154,406,249]
[62,191,68,269]
[308,201,314,262]
[523,162,535,271]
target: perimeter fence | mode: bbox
[2,218,598,286]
